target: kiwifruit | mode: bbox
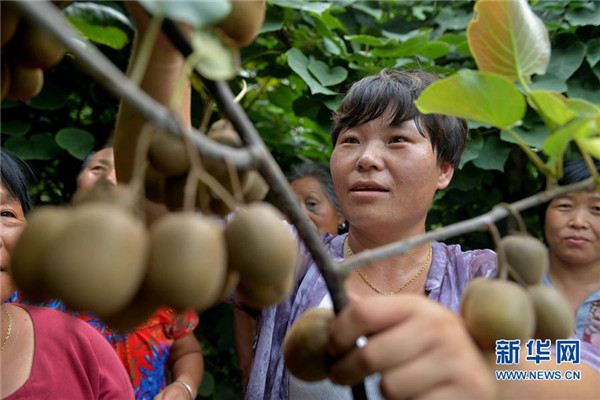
[462,279,535,351]
[13,21,65,69]
[216,0,266,49]
[1,59,10,100]
[500,234,548,285]
[460,277,492,318]
[225,202,298,286]
[71,180,141,216]
[43,203,149,318]
[1,2,20,47]
[6,64,43,101]
[101,284,159,333]
[236,271,294,310]
[528,285,575,341]
[11,206,70,302]
[147,131,190,177]
[243,170,269,202]
[146,212,227,311]
[283,307,334,382]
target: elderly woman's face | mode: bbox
[290,176,343,235]
[330,117,453,235]
[0,182,26,302]
[77,147,117,190]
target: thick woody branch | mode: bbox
[14,0,259,170]
[338,178,597,275]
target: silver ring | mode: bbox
[356,335,368,349]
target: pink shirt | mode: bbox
[5,304,134,400]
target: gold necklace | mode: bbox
[344,236,432,295]
[1,306,12,352]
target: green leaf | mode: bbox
[587,38,600,68]
[565,98,600,117]
[64,3,133,49]
[371,30,430,58]
[286,49,335,95]
[472,135,511,172]
[567,80,600,104]
[198,371,215,396]
[4,134,61,160]
[344,34,395,47]
[417,40,451,60]
[270,0,332,14]
[501,124,550,149]
[139,0,230,28]
[459,133,484,169]
[415,70,526,130]
[565,3,600,26]
[55,128,96,160]
[438,33,467,45]
[350,3,384,20]
[579,137,600,160]
[1,119,31,136]
[467,0,550,82]
[547,41,586,81]
[529,73,568,93]
[527,90,576,132]
[191,29,239,81]
[307,59,347,87]
[543,117,597,168]
[28,82,67,110]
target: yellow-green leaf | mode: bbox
[415,70,525,130]
[527,91,576,132]
[467,0,550,82]
[578,137,600,161]
[543,117,597,169]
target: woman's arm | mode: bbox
[153,334,203,400]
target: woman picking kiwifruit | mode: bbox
[112,5,600,400]
[542,157,600,350]
[0,148,134,399]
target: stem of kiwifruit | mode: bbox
[224,155,244,203]
[495,202,527,234]
[486,222,508,280]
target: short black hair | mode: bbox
[0,148,33,215]
[331,69,468,168]
[287,162,340,212]
[558,157,600,186]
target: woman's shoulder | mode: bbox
[432,241,497,278]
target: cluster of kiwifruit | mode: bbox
[12,122,298,331]
[1,1,69,101]
[461,234,575,351]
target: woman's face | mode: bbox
[0,182,27,302]
[290,176,343,235]
[330,116,453,235]
[77,147,117,190]
[545,190,600,267]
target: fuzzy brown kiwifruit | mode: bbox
[71,180,141,215]
[101,284,159,333]
[1,2,19,47]
[11,206,70,302]
[236,271,294,310]
[501,234,548,285]
[225,202,297,286]
[462,279,535,351]
[147,131,190,177]
[242,170,269,203]
[528,285,575,341]
[43,203,149,318]
[1,59,10,100]
[215,0,266,49]
[146,213,227,311]
[13,21,65,69]
[6,63,43,101]
[283,307,334,382]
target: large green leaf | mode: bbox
[547,41,586,81]
[417,40,451,60]
[139,0,230,28]
[467,0,550,82]
[472,135,511,172]
[543,116,598,168]
[55,128,95,160]
[307,59,347,87]
[565,2,600,26]
[286,49,336,95]
[4,134,61,160]
[587,38,600,68]
[501,124,550,149]
[527,90,576,132]
[1,119,31,137]
[459,133,484,169]
[28,82,67,111]
[580,137,600,160]
[371,30,430,58]
[64,3,133,49]
[529,73,568,93]
[415,70,526,130]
